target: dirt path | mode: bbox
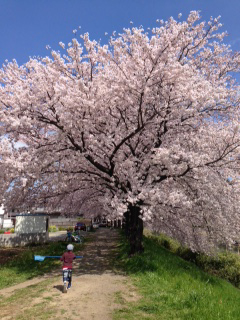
[0,229,138,320]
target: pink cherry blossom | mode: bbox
[0,11,239,253]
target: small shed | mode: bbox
[15,213,49,234]
[0,213,50,247]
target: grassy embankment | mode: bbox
[114,233,240,320]
[0,241,84,290]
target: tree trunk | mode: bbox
[117,219,121,228]
[123,211,130,238]
[128,204,144,255]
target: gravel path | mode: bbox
[48,230,67,241]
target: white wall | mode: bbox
[0,205,7,228]
[15,215,49,234]
[3,219,13,229]
[0,233,49,247]
[0,204,4,216]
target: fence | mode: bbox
[50,218,79,227]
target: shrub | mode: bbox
[149,232,180,252]
[9,228,15,233]
[49,225,58,232]
[0,229,5,234]
[176,246,199,263]
[196,252,240,288]
[58,226,67,231]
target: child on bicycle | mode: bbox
[66,229,73,242]
[60,244,76,290]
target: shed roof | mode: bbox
[16,213,50,217]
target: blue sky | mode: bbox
[0,0,240,68]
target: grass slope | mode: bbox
[114,235,240,320]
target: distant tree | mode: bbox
[0,11,239,253]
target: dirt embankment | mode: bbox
[0,228,138,320]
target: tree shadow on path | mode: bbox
[46,228,122,279]
[73,228,121,276]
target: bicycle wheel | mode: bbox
[63,281,67,293]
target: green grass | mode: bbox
[144,231,240,289]
[0,241,84,289]
[114,235,240,320]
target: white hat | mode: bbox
[67,244,74,251]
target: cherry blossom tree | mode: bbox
[0,11,239,253]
